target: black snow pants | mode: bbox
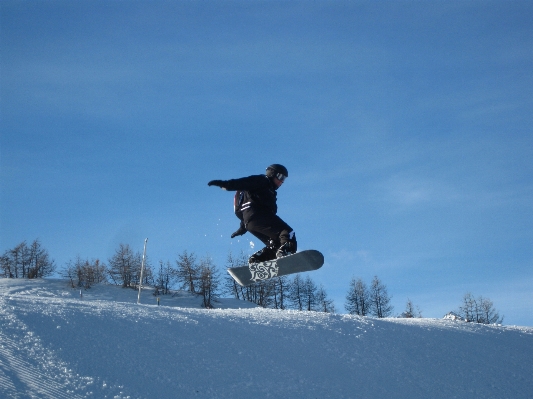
[245,212,297,251]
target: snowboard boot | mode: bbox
[248,244,277,265]
[276,241,296,259]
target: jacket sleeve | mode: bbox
[222,175,270,191]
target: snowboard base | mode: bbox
[227,250,324,286]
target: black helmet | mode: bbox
[266,164,288,179]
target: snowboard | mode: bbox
[227,250,324,287]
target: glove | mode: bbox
[231,224,247,238]
[208,180,226,189]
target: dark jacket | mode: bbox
[223,175,278,219]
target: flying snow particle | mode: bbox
[250,241,255,249]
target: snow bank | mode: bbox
[1,279,532,398]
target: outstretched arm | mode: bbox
[208,180,227,189]
[207,175,269,191]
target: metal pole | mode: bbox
[137,238,148,304]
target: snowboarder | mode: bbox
[208,164,297,265]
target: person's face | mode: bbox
[273,172,286,188]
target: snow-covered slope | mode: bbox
[1,279,532,399]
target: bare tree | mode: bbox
[0,251,16,278]
[198,257,220,309]
[108,243,141,288]
[316,284,335,313]
[176,251,199,293]
[62,256,107,288]
[27,240,55,278]
[345,277,370,316]
[7,242,30,278]
[272,276,290,310]
[478,296,504,324]
[87,259,107,286]
[223,251,248,300]
[459,292,477,322]
[301,275,318,311]
[369,276,393,318]
[259,279,278,308]
[458,293,503,324]
[289,274,304,311]
[400,298,422,318]
[1,240,55,279]
[154,260,176,295]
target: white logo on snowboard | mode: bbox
[249,261,279,282]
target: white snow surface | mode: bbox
[1,279,532,399]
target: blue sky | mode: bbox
[2,1,532,325]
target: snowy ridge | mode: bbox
[1,279,532,399]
